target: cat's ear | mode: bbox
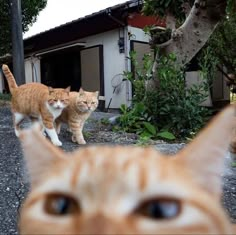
[79,88,85,97]
[177,105,236,196]
[94,91,99,98]
[48,86,54,94]
[19,124,65,186]
[65,86,71,94]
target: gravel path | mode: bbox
[0,105,235,234]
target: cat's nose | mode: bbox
[55,101,62,109]
[78,214,128,234]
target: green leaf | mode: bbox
[143,122,156,135]
[140,131,153,138]
[157,131,176,140]
[120,104,127,113]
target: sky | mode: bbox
[23,0,128,38]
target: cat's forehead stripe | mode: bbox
[122,158,148,191]
[74,146,159,168]
[138,162,148,191]
[71,159,83,189]
[70,146,163,192]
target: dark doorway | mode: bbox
[40,49,81,91]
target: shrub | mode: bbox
[115,102,175,141]
[119,51,211,139]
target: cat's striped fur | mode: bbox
[56,88,98,144]
[2,64,70,146]
[19,105,236,234]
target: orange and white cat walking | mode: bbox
[19,104,236,234]
[2,64,70,146]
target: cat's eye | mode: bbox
[134,198,181,220]
[44,194,79,216]
[83,101,87,104]
[54,99,58,102]
[48,99,55,104]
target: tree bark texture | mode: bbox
[150,0,227,84]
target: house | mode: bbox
[0,0,230,110]
[2,0,163,110]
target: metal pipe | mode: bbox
[106,8,126,27]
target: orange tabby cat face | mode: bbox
[19,105,236,234]
[76,88,98,112]
[47,87,70,110]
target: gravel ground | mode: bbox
[0,105,235,234]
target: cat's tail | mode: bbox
[2,64,18,93]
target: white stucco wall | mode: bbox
[127,26,150,42]
[91,26,150,108]
[80,29,128,109]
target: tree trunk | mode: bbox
[149,0,227,88]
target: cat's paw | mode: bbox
[78,140,86,145]
[51,139,62,146]
[71,135,86,145]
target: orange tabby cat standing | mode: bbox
[2,64,70,146]
[19,104,236,234]
[55,88,99,144]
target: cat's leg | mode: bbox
[55,119,62,134]
[13,112,25,137]
[45,128,62,146]
[38,117,47,136]
[42,116,62,146]
[70,121,86,145]
[71,132,86,144]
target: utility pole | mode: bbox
[10,0,25,85]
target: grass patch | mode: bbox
[0,93,11,106]
[0,93,11,101]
